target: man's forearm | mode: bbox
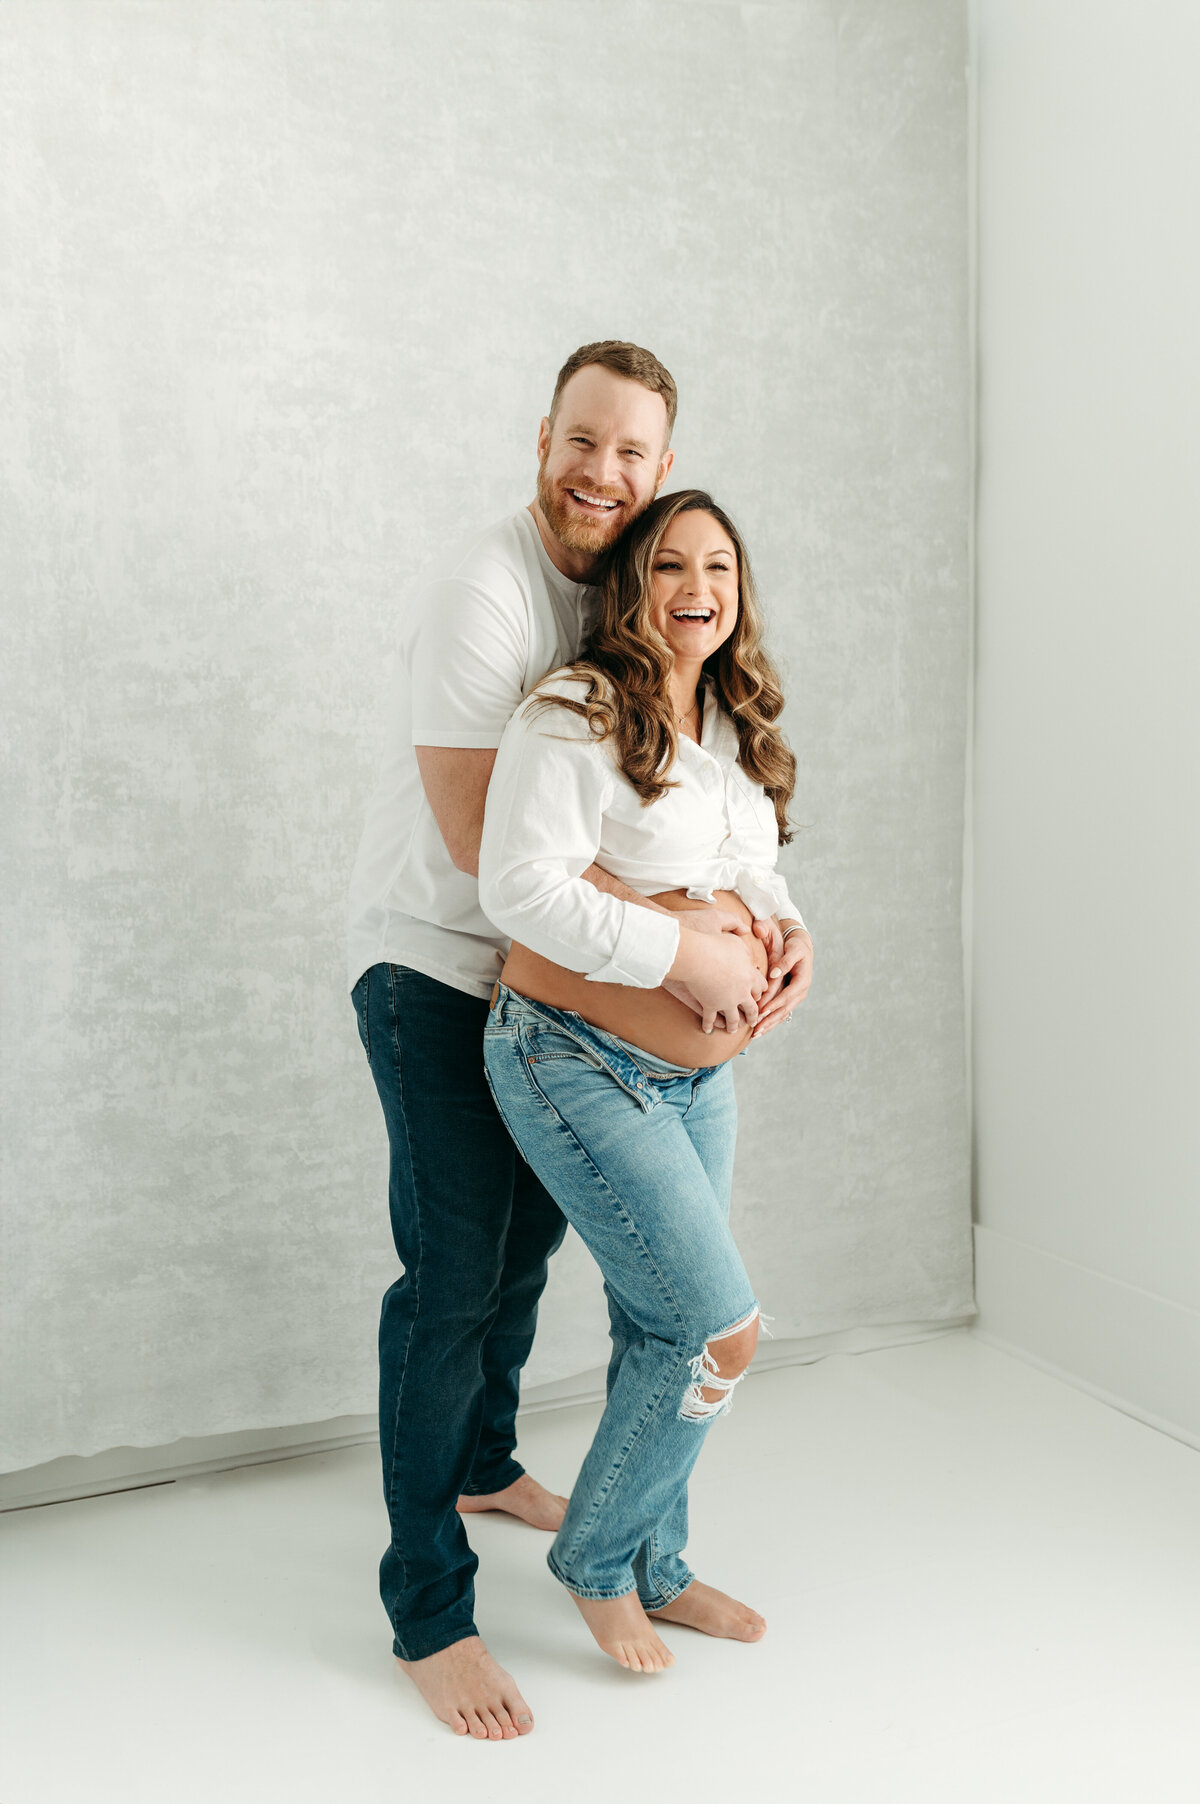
[581,863,673,912]
[414,745,495,877]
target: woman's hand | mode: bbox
[751,915,785,1003]
[749,921,812,1039]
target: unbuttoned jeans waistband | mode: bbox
[487,983,708,1109]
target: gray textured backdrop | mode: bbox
[2,0,972,1470]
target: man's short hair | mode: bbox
[549,341,678,440]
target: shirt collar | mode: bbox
[685,676,739,771]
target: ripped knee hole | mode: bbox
[679,1306,760,1422]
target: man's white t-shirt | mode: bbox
[347,508,597,999]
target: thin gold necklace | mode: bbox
[676,697,701,738]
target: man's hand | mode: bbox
[668,925,767,1035]
[663,906,757,1020]
[585,870,758,1022]
[679,906,756,941]
[750,920,813,1039]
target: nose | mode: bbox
[580,444,624,492]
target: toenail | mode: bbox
[518,1714,531,1724]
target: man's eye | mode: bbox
[622,449,644,459]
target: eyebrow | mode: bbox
[563,423,655,454]
[656,543,734,558]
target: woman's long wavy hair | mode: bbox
[530,489,796,842]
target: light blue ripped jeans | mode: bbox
[483,984,759,1607]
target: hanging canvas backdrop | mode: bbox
[2,0,972,1471]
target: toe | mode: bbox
[505,1695,533,1733]
[467,1712,489,1739]
[449,1712,469,1737]
[493,1705,519,1740]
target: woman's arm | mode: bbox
[479,696,767,1028]
[478,698,681,987]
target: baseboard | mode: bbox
[972,1223,1200,1452]
[515,1318,975,1418]
[0,1414,384,1514]
[0,1316,971,1512]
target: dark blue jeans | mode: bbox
[351,963,567,1660]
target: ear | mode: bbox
[536,416,552,464]
[653,446,675,493]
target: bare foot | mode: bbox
[398,1635,534,1739]
[456,1472,568,1532]
[568,1591,676,1673]
[649,1579,766,1642]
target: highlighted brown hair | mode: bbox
[531,490,796,843]
[548,341,678,441]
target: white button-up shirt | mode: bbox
[478,674,803,988]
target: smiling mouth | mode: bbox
[566,487,621,513]
[670,608,715,623]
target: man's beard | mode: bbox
[536,462,634,556]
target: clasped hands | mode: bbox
[663,908,813,1039]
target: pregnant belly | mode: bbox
[497,889,769,1069]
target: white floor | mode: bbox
[3,1332,1199,1804]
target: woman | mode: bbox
[478,490,811,1674]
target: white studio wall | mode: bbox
[2,0,973,1476]
[972,0,1200,1442]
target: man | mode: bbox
[347,342,769,1739]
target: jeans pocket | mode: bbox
[523,1025,607,1072]
[522,1020,658,1111]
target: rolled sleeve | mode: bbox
[735,866,805,929]
[730,865,783,921]
[585,898,679,987]
[478,691,679,986]
[771,872,805,929]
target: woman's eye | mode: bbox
[655,560,682,570]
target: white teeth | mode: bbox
[570,490,618,510]
[671,609,714,620]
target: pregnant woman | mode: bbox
[478,489,812,1674]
